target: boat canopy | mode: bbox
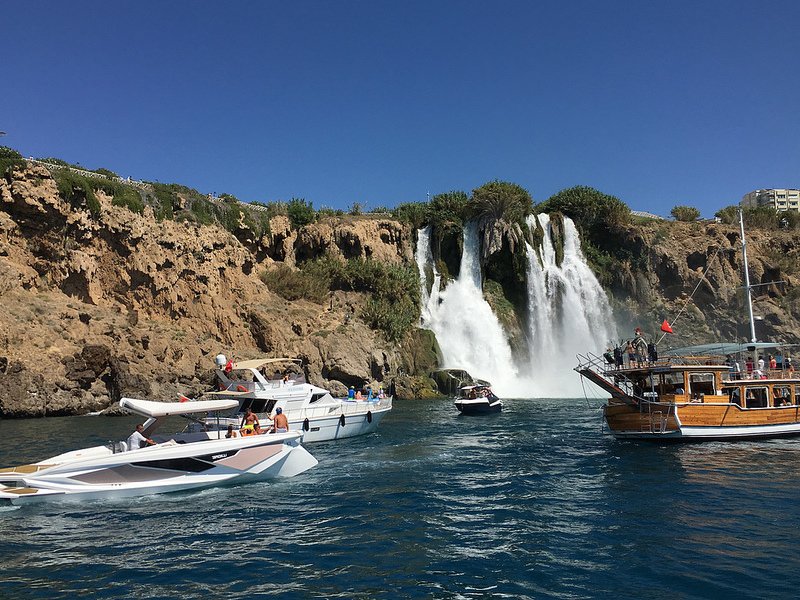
[663,342,792,357]
[120,397,239,417]
[228,357,302,371]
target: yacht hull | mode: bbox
[0,433,317,506]
[454,399,502,415]
[292,404,391,442]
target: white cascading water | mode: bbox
[523,214,617,396]
[415,214,616,398]
[416,223,520,396]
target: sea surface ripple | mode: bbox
[2,398,800,598]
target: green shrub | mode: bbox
[469,181,532,224]
[93,167,117,178]
[317,206,344,218]
[538,186,630,235]
[671,205,700,222]
[392,202,429,229]
[0,146,25,174]
[361,295,418,342]
[715,205,739,225]
[287,198,316,229]
[430,191,468,227]
[53,170,101,216]
[95,179,145,214]
[187,198,216,225]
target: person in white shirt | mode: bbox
[127,424,156,451]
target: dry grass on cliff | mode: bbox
[261,265,328,303]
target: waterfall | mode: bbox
[415,214,616,398]
[416,224,519,396]
[523,214,617,396]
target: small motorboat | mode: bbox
[454,385,502,415]
[200,355,393,442]
[0,397,318,506]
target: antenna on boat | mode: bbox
[738,208,757,345]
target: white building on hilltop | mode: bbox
[741,189,800,212]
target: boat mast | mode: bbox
[738,208,757,344]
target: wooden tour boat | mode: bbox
[576,347,799,440]
[576,209,799,441]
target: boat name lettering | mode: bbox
[211,453,231,460]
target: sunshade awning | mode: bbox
[226,357,301,371]
[119,397,239,417]
[662,342,791,356]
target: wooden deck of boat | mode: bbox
[0,464,53,475]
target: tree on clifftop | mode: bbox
[671,205,700,222]
[469,180,533,260]
[537,186,630,239]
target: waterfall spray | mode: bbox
[415,215,616,398]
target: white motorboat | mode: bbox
[199,356,393,442]
[454,384,502,415]
[0,397,318,506]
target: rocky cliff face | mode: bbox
[1,162,798,417]
[0,163,422,417]
[609,219,800,347]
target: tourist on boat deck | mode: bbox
[348,386,355,400]
[127,424,156,450]
[769,355,777,370]
[253,423,265,435]
[271,407,289,433]
[647,342,658,364]
[225,424,237,438]
[746,357,754,374]
[613,346,623,370]
[758,356,765,372]
[603,349,615,365]
[355,389,363,401]
[282,374,290,386]
[241,408,259,432]
[625,341,635,367]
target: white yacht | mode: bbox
[200,356,393,442]
[0,397,318,506]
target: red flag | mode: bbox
[661,319,673,334]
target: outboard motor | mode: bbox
[215,354,227,368]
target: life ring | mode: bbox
[339,414,346,427]
[236,385,247,392]
[366,411,372,423]
[303,418,310,431]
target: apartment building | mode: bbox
[741,188,800,212]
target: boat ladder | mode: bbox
[641,405,672,434]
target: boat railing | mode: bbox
[292,397,392,420]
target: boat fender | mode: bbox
[236,385,247,392]
[339,414,346,427]
[303,418,310,431]
[366,411,372,423]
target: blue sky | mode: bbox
[2,1,798,217]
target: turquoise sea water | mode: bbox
[2,398,800,599]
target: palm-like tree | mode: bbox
[469,180,533,260]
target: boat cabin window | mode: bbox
[724,387,741,406]
[660,372,685,394]
[774,386,793,407]
[309,393,326,404]
[689,373,715,396]
[796,385,800,406]
[240,398,277,414]
[745,387,768,409]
